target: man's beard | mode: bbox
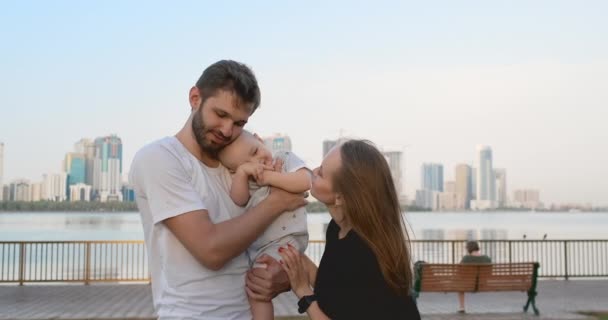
[192,108,227,159]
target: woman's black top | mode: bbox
[313,219,421,319]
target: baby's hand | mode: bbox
[273,158,284,172]
[255,169,274,186]
[237,162,273,181]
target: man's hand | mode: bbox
[245,254,290,302]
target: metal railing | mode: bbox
[0,241,148,284]
[1,240,606,284]
[306,240,608,279]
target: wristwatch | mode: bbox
[297,294,317,314]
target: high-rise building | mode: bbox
[444,181,456,193]
[41,173,68,201]
[30,182,42,201]
[10,179,31,202]
[438,192,466,211]
[455,164,473,209]
[74,138,96,186]
[263,134,292,154]
[513,189,543,209]
[0,142,4,201]
[65,152,86,187]
[383,151,403,196]
[437,181,465,211]
[476,145,495,201]
[471,167,477,200]
[70,183,92,202]
[471,145,496,210]
[415,189,439,210]
[93,135,123,202]
[2,185,8,201]
[122,184,136,202]
[494,168,507,208]
[421,163,444,192]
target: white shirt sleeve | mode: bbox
[130,143,206,225]
[276,151,309,174]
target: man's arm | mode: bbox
[164,187,307,270]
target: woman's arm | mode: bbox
[301,251,318,287]
[279,246,331,320]
[305,302,332,320]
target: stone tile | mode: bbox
[0,280,606,319]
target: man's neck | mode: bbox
[175,128,219,168]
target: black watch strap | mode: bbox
[297,294,317,314]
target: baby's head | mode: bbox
[218,130,273,172]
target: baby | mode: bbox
[218,130,310,320]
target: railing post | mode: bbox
[451,241,455,264]
[508,241,512,263]
[19,243,25,286]
[85,242,91,285]
[564,241,569,280]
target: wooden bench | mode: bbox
[413,262,540,315]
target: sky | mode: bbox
[1,1,607,206]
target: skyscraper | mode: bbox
[494,168,507,208]
[455,164,472,209]
[93,135,123,202]
[263,133,292,154]
[64,152,86,187]
[30,182,41,201]
[10,179,31,202]
[421,163,444,192]
[415,163,443,209]
[41,173,67,201]
[0,142,4,201]
[471,168,477,200]
[383,151,403,196]
[74,138,96,186]
[472,145,496,210]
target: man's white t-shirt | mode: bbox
[129,136,251,320]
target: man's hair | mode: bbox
[466,240,480,254]
[196,60,261,113]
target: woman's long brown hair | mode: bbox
[334,140,413,296]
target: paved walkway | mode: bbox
[0,280,606,319]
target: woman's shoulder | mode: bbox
[326,219,338,236]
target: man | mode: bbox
[130,60,307,319]
[458,240,491,313]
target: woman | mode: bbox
[278,140,421,319]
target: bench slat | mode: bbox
[418,263,536,293]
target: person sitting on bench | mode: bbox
[458,241,491,313]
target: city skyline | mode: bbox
[0,136,601,208]
[1,1,607,206]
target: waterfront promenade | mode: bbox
[1,280,606,319]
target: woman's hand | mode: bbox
[278,244,314,298]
